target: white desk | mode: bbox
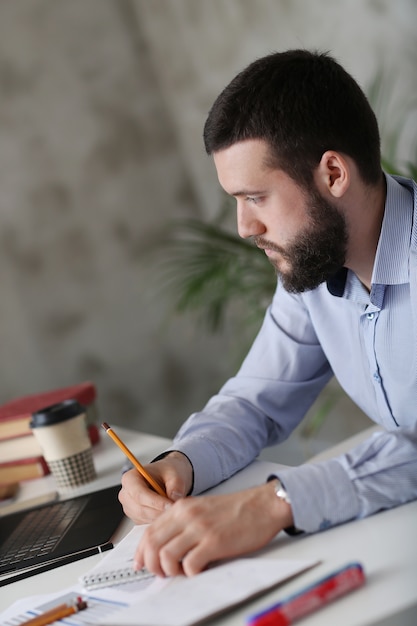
[1,427,416,625]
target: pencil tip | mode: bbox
[101,422,110,431]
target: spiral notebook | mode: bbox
[79,525,319,626]
[80,524,154,590]
[80,460,293,592]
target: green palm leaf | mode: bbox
[160,218,277,334]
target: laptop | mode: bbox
[0,484,124,587]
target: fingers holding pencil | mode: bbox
[120,452,193,524]
[115,448,194,526]
[101,422,166,497]
[119,467,169,524]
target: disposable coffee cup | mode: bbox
[30,399,97,490]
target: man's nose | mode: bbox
[236,202,266,239]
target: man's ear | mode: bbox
[316,151,350,198]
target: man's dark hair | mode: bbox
[203,49,382,188]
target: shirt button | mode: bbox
[373,372,381,383]
[366,312,375,320]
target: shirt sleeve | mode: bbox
[163,283,333,495]
[160,278,417,529]
[275,425,417,532]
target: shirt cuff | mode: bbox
[160,438,227,495]
[273,459,360,533]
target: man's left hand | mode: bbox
[133,480,294,577]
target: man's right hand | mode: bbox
[118,451,194,524]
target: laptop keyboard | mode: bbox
[0,498,87,571]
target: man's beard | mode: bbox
[254,189,348,293]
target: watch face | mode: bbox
[274,479,291,504]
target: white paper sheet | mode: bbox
[78,525,317,626]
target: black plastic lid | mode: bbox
[30,399,86,428]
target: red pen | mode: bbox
[247,562,365,626]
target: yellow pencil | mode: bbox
[101,422,166,497]
[21,598,87,626]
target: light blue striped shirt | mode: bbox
[167,174,417,533]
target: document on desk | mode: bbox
[79,524,318,626]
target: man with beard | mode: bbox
[119,49,417,578]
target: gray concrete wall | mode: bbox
[135,0,417,216]
[0,1,415,446]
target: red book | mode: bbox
[0,456,50,485]
[0,382,98,442]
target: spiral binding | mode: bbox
[81,566,155,590]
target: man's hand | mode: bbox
[133,480,294,577]
[118,451,193,524]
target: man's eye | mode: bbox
[245,196,261,205]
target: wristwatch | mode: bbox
[268,475,302,535]
[272,478,291,504]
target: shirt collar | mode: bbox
[327,174,414,297]
[371,174,413,285]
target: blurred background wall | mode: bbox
[0,0,416,457]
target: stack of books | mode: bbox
[0,382,99,486]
